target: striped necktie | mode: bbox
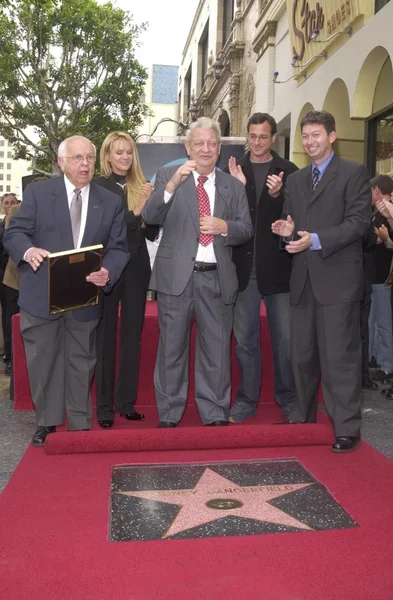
[70,188,82,248]
[312,167,320,192]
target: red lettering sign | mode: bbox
[292,0,325,60]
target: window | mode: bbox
[6,174,11,181]
[0,140,4,147]
[6,163,11,169]
[0,163,3,170]
[6,185,10,192]
[0,174,3,180]
[7,151,12,158]
[0,186,3,192]
[375,0,391,13]
[222,0,235,46]
[0,152,3,158]
[199,20,209,90]
[366,103,393,177]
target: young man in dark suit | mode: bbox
[272,111,371,453]
[4,135,129,446]
[227,113,298,423]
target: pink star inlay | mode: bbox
[118,467,313,538]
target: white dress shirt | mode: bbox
[164,169,217,263]
[63,175,90,249]
[23,176,91,261]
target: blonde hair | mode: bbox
[99,131,145,212]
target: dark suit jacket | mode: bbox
[283,155,371,305]
[4,176,130,321]
[230,150,298,294]
[94,175,158,290]
[142,167,253,305]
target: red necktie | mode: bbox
[196,175,213,246]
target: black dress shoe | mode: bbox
[362,375,378,390]
[121,412,145,421]
[331,436,360,453]
[157,421,177,428]
[98,420,113,429]
[4,363,11,376]
[372,369,393,382]
[205,420,229,426]
[275,419,296,424]
[32,426,56,447]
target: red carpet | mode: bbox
[12,301,274,410]
[45,422,333,454]
[1,440,393,599]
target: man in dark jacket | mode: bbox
[228,113,298,422]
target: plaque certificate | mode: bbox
[48,244,103,314]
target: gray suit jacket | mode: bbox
[4,176,130,321]
[142,167,253,305]
[283,155,371,305]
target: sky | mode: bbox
[112,0,200,70]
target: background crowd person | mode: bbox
[142,117,253,428]
[272,110,371,453]
[366,175,393,384]
[4,135,129,447]
[2,202,21,396]
[0,193,18,374]
[94,131,158,429]
[360,223,379,391]
[227,112,298,423]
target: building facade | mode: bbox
[178,0,393,173]
[137,64,180,140]
[0,136,29,199]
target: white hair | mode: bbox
[57,136,96,158]
[186,117,221,142]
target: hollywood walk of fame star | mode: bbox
[117,467,313,538]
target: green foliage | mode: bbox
[0,0,149,173]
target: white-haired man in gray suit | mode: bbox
[142,117,253,427]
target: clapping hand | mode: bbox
[134,182,154,216]
[166,160,197,194]
[271,215,295,238]
[266,172,284,197]
[228,157,246,185]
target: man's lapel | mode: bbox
[307,155,338,205]
[180,173,199,231]
[81,182,104,246]
[51,176,74,250]
[213,169,229,219]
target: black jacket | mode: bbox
[230,151,298,295]
[93,175,158,290]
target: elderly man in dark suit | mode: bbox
[4,135,129,446]
[142,117,253,427]
[272,111,371,453]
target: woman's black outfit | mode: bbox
[94,173,158,422]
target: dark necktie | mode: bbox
[70,188,82,248]
[196,175,213,246]
[312,167,320,192]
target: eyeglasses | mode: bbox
[63,154,96,164]
[247,134,271,142]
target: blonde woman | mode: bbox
[94,132,158,428]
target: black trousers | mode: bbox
[360,292,371,377]
[95,265,147,420]
[5,286,19,400]
[0,277,9,361]
[289,276,362,437]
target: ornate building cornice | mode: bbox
[252,20,277,61]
